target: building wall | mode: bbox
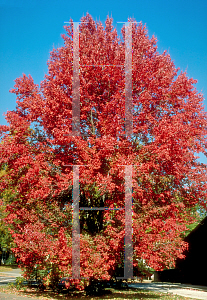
[154,216,207,286]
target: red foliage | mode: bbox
[1,14,207,288]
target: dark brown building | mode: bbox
[154,216,207,286]
[176,215,207,286]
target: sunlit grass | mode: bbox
[0,266,14,272]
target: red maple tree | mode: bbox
[1,14,207,288]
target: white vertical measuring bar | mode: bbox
[117,21,134,137]
[116,164,133,280]
[72,165,80,278]
[72,22,80,135]
[64,21,88,137]
[124,164,133,278]
[125,22,133,137]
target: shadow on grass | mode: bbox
[18,287,163,299]
[8,265,19,269]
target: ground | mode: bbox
[0,284,203,300]
[1,266,207,299]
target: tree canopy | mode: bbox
[0,14,207,288]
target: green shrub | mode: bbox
[15,277,25,290]
[5,255,16,265]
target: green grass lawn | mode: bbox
[0,285,195,300]
[0,265,19,272]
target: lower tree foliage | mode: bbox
[0,14,207,289]
[0,170,15,265]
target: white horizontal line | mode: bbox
[79,207,124,210]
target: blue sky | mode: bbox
[0,0,207,163]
